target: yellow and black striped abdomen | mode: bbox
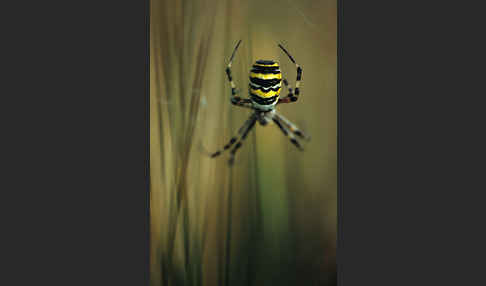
[249,60,282,106]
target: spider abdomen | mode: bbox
[249,60,282,110]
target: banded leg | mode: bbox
[226,40,243,103]
[272,115,304,151]
[228,115,258,166]
[277,44,302,104]
[231,96,253,109]
[274,112,311,141]
[210,113,257,158]
[278,79,295,104]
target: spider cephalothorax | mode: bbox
[211,40,310,166]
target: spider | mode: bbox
[210,40,311,166]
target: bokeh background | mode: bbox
[150,0,336,285]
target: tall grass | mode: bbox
[151,0,337,285]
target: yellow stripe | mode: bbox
[249,87,281,98]
[254,63,279,67]
[250,72,282,80]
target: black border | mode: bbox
[145,0,151,283]
[7,0,150,284]
[337,0,343,284]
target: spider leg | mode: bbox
[226,40,252,109]
[231,97,253,109]
[277,44,302,104]
[210,113,257,158]
[283,78,293,94]
[278,78,295,104]
[273,112,311,141]
[271,114,304,151]
[228,114,258,166]
[225,40,251,110]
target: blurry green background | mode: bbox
[150,0,336,285]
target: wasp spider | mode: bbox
[210,40,310,165]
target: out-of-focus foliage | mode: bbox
[150,0,336,285]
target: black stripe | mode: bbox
[295,88,300,95]
[249,83,281,92]
[256,60,275,65]
[251,67,281,74]
[223,137,237,149]
[272,118,288,135]
[290,138,303,149]
[278,44,296,64]
[226,67,232,81]
[250,93,278,105]
[253,64,278,69]
[295,130,303,137]
[296,66,302,81]
[230,142,242,154]
[249,77,281,87]
[229,40,242,63]
[211,151,221,158]
[252,64,280,70]
[242,119,256,139]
